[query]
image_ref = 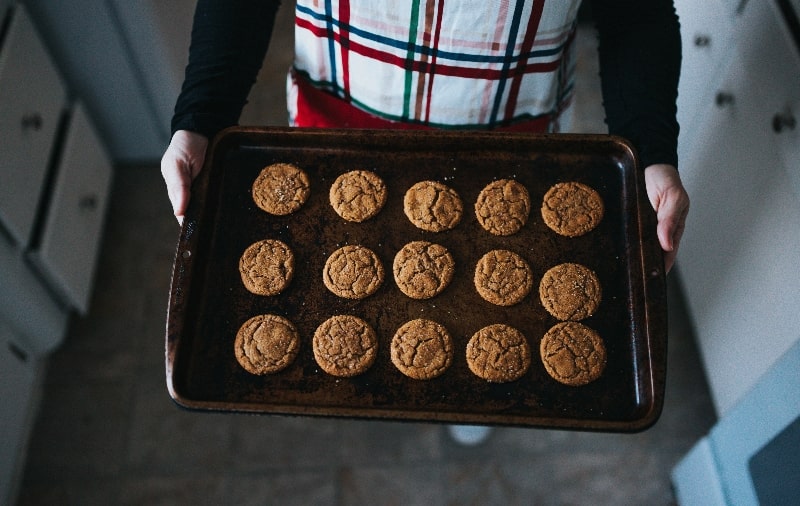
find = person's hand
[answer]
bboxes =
[160,130,209,224]
[644,163,690,273]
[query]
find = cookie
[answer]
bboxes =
[234,314,300,375]
[541,181,604,237]
[313,315,378,377]
[329,170,387,222]
[239,239,295,296]
[403,180,463,232]
[393,241,455,299]
[390,319,453,380]
[466,324,531,383]
[475,179,531,236]
[540,322,606,386]
[252,162,311,216]
[539,263,601,321]
[323,245,384,299]
[473,249,533,306]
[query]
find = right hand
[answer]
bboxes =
[160,130,209,224]
[643,163,690,274]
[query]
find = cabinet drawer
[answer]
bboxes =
[0,318,39,506]
[30,103,112,314]
[0,4,67,247]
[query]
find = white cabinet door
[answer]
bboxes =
[0,5,67,246]
[677,0,800,416]
[30,103,113,314]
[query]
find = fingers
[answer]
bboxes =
[161,157,192,220]
[657,195,688,272]
[644,164,690,273]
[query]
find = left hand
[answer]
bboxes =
[643,164,690,273]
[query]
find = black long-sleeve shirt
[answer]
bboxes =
[172,0,681,169]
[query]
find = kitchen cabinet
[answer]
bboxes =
[0,2,110,344]
[0,4,70,344]
[0,4,112,505]
[672,0,800,503]
[675,0,800,418]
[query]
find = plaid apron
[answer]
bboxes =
[288,0,581,131]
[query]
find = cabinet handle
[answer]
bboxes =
[772,111,796,133]
[8,341,29,363]
[21,113,43,131]
[79,195,98,211]
[715,92,735,107]
[694,34,711,47]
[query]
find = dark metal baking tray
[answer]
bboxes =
[166,127,667,432]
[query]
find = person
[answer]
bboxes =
[161,0,689,445]
[162,0,689,273]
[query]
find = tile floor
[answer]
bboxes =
[16,14,717,506]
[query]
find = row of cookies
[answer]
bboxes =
[537,177,608,386]
[403,177,604,238]
[234,313,603,386]
[239,236,601,322]
[251,162,604,238]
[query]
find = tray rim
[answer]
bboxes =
[165,126,667,433]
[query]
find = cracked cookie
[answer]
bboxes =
[474,249,533,306]
[329,170,387,222]
[539,263,601,321]
[252,162,311,216]
[475,179,530,236]
[313,315,378,377]
[323,245,384,299]
[390,319,453,380]
[239,239,295,296]
[466,324,531,383]
[234,314,300,375]
[540,321,606,386]
[541,181,604,237]
[403,180,463,232]
[393,241,455,300]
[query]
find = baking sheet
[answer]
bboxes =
[165,127,667,431]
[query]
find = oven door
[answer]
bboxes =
[671,341,800,505]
